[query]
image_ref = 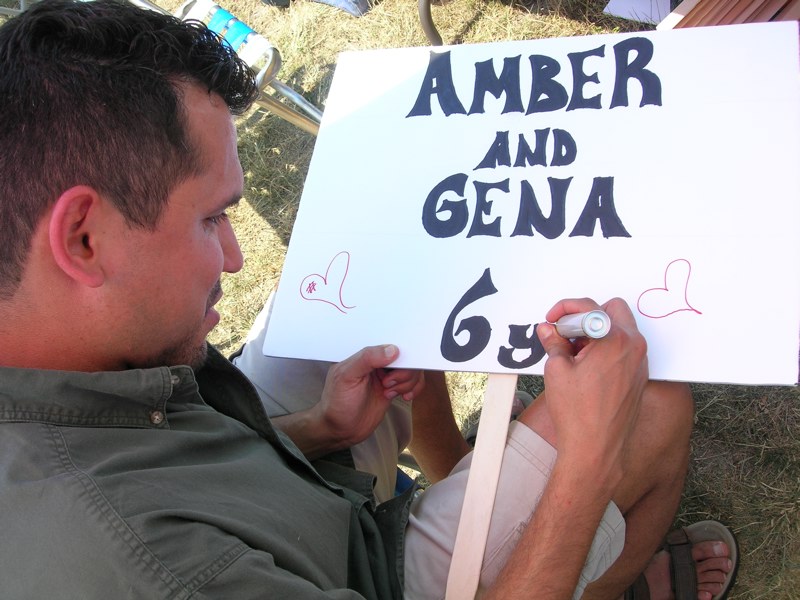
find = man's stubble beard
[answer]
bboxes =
[129,337,209,371]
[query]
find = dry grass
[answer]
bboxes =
[7,0,795,596]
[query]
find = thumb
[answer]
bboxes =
[342,344,399,379]
[537,323,573,361]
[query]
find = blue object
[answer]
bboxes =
[394,467,415,496]
[206,8,234,35]
[224,20,254,52]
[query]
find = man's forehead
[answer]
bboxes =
[180,84,240,168]
[180,82,233,117]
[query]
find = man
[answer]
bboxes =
[0,1,734,598]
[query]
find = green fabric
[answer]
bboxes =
[0,347,407,599]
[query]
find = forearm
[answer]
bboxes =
[483,458,618,600]
[407,371,470,483]
[479,298,646,599]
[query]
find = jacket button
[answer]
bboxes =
[150,410,165,425]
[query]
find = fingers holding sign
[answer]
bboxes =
[271,344,425,460]
[379,366,426,402]
[319,345,425,450]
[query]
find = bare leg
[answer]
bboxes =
[517,380,695,599]
[408,371,471,483]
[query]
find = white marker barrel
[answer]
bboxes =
[555,310,610,339]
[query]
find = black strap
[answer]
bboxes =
[665,528,698,600]
[624,573,650,600]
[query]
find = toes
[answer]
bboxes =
[697,568,727,586]
[697,557,733,581]
[691,540,729,561]
[699,581,724,597]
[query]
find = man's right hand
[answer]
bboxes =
[536,297,649,493]
[483,297,650,600]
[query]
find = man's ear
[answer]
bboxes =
[48,186,108,288]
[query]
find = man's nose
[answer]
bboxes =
[221,223,244,273]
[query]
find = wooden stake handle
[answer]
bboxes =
[444,373,518,600]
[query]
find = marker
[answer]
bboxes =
[553,310,610,339]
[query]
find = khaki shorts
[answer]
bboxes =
[404,421,626,599]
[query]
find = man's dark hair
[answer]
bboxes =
[0,0,259,298]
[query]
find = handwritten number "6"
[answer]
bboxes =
[441,268,547,369]
[440,268,497,362]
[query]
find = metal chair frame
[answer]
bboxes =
[0,0,323,135]
[0,0,31,16]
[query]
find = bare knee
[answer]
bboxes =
[635,382,694,485]
[516,391,557,447]
[518,382,694,456]
[611,382,693,512]
[641,381,694,450]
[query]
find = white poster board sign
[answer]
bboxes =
[264,22,800,385]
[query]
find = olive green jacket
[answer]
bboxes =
[0,347,411,599]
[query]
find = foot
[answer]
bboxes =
[643,540,733,600]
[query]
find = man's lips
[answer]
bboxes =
[207,282,223,314]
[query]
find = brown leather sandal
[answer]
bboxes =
[624,520,739,600]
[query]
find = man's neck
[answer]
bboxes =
[0,300,115,372]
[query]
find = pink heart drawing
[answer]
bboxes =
[637,258,702,319]
[299,251,356,314]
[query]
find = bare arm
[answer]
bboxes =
[407,371,470,483]
[483,461,617,599]
[484,298,648,599]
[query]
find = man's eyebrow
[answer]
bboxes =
[218,196,242,211]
